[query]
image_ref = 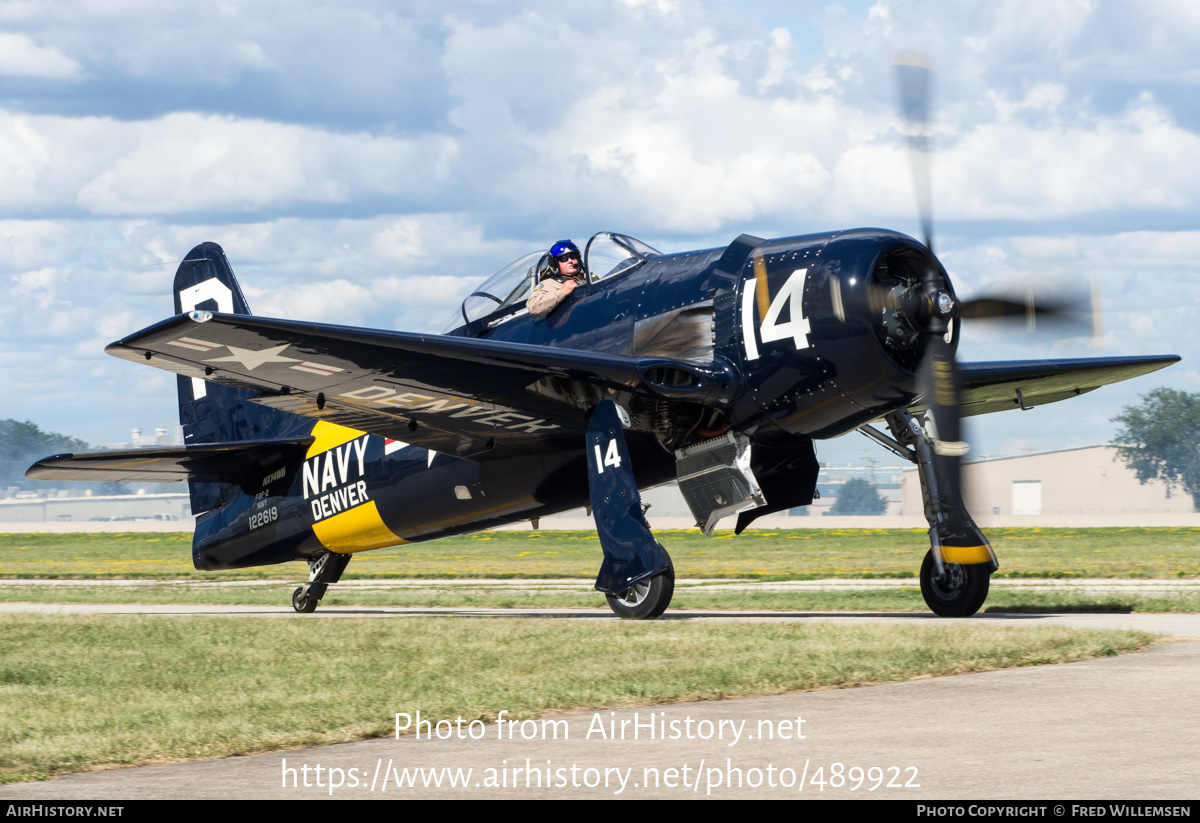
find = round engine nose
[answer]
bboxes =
[867,244,957,373]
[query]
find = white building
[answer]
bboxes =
[902,445,1192,517]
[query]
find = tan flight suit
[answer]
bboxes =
[527,273,586,316]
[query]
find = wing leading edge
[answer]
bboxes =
[105,312,735,462]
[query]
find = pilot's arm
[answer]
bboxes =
[526,278,576,316]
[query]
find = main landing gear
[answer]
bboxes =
[292,550,351,614]
[586,399,675,620]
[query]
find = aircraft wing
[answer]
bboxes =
[26,438,313,483]
[956,355,1180,417]
[105,313,733,461]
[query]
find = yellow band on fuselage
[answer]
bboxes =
[305,421,407,553]
[306,420,366,458]
[313,499,407,553]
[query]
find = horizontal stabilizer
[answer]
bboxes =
[26,438,313,483]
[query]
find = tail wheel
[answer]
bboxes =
[919,550,990,617]
[605,572,674,620]
[292,586,318,614]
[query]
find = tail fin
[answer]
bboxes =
[173,242,253,418]
[171,242,310,513]
[172,241,253,316]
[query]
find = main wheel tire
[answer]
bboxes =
[606,572,674,620]
[645,571,675,619]
[292,586,318,614]
[919,550,990,617]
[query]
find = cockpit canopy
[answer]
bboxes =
[441,232,660,333]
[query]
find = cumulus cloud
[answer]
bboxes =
[928,92,1200,221]
[76,113,459,215]
[0,110,458,217]
[0,33,85,79]
[0,220,74,271]
[3,3,1199,233]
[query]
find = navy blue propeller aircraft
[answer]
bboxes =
[29,59,1178,619]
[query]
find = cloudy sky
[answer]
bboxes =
[2,0,1197,468]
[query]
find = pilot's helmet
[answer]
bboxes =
[549,239,580,269]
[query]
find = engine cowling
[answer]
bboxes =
[720,228,957,444]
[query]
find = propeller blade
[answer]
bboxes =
[918,333,968,461]
[894,51,935,252]
[917,332,985,565]
[835,279,1100,348]
[829,276,846,322]
[916,331,995,570]
[958,280,1101,338]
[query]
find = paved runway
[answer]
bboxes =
[4,599,1200,636]
[1,606,1198,800]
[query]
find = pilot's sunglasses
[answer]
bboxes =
[557,252,581,262]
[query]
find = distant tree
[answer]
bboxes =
[0,419,138,497]
[828,477,887,515]
[0,420,90,491]
[1111,388,1200,511]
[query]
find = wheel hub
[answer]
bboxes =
[931,562,966,599]
[616,580,651,606]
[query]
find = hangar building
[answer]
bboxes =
[901,445,1192,517]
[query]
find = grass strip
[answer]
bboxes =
[3,528,1200,579]
[0,614,1155,782]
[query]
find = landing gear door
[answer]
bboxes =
[674,433,766,535]
[585,399,671,593]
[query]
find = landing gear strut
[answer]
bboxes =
[586,399,675,620]
[868,409,997,617]
[292,551,351,614]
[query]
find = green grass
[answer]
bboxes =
[0,614,1156,782]
[4,528,1200,580]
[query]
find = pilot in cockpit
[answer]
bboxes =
[526,239,587,316]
